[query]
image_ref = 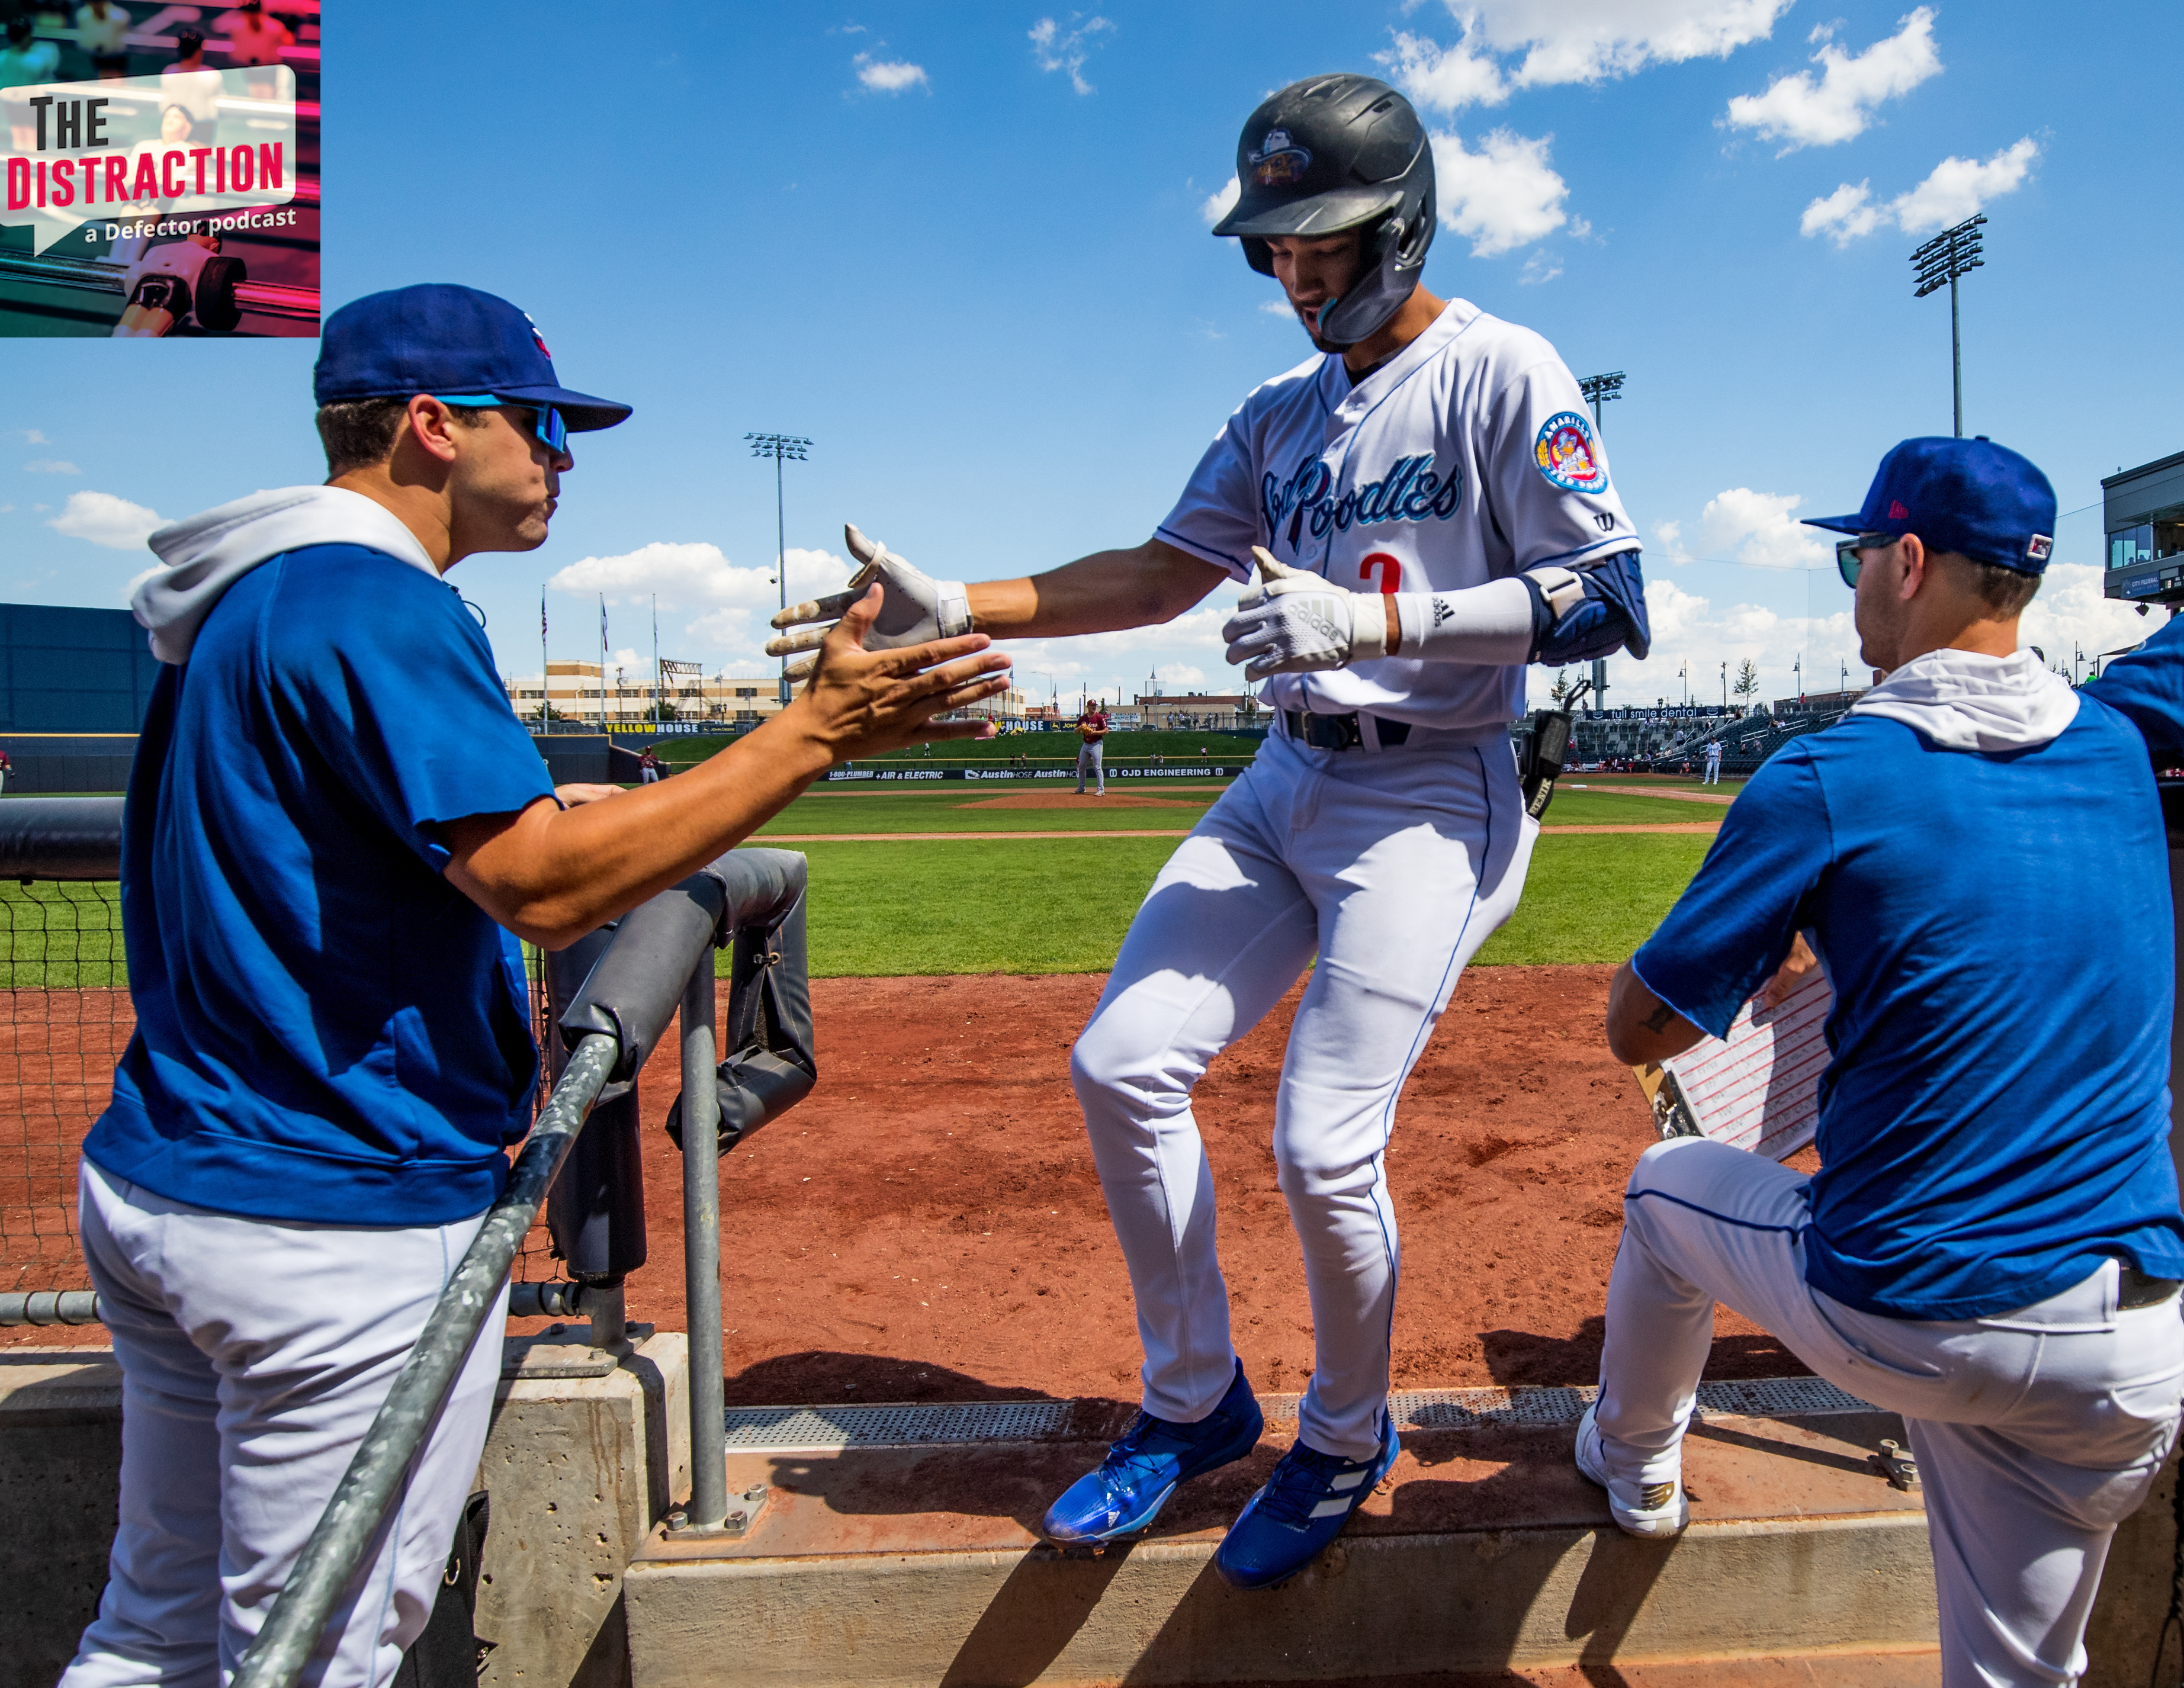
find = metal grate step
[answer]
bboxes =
[717,1375,1872,1452]
[724,1399,1073,1450]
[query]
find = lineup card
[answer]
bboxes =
[1633,966,1833,1162]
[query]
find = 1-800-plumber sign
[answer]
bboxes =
[2,69,297,255]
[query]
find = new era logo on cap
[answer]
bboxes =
[1888,500,1910,520]
[2027,534,2053,562]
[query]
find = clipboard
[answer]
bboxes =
[1631,966,1833,1162]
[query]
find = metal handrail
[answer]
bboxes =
[229,1031,620,1688]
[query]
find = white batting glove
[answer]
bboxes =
[766,523,972,679]
[1220,548,1390,681]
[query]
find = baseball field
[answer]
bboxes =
[0,763,1800,1406]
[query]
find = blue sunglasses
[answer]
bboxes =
[432,395,569,455]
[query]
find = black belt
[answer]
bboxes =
[1283,709,1411,751]
[2120,1262,2180,1309]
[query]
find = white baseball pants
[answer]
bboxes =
[1596,1137,2184,1688]
[1076,741,1104,793]
[1071,724,1536,1459]
[60,1158,510,1688]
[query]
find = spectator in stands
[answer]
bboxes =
[76,0,130,78]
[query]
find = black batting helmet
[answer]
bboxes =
[1212,73,1435,348]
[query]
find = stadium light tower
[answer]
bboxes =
[746,433,812,703]
[1578,370,1624,433]
[1910,215,1986,438]
[1575,372,1625,712]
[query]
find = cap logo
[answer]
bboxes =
[1888,500,1910,520]
[2026,534,2053,562]
[1534,411,1608,494]
[1250,128,1311,187]
[524,311,551,359]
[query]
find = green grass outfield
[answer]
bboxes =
[0,787,1717,985]
[763,831,1714,976]
[751,783,1718,835]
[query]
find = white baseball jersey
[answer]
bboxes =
[1157,298,1638,733]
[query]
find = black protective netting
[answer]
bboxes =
[0,882,128,1295]
[0,891,565,1294]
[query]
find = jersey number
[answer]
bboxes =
[1359,553,1401,594]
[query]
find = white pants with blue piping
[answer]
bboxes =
[1598,1136,2184,1688]
[59,1158,509,1688]
[1070,722,1536,1459]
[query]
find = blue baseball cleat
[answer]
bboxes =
[1042,1361,1264,1545]
[1213,1425,1401,1590]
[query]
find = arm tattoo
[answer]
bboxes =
[1641,1001,1678,1034]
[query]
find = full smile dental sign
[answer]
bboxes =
[2,68,298,256]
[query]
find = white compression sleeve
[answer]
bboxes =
[1392,576,1536,665]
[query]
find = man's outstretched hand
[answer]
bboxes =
[766,523,972,681]
[783,581,1011,758]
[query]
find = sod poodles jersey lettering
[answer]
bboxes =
[1157,298,1637,733]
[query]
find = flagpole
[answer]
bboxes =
[651,594,660,735]
[599,594,608,734]
[539,589,549,735]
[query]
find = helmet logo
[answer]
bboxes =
[1250,128,1312,187]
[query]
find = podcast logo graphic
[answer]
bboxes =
[2,65,311,337]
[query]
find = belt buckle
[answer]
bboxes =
[1309,712,1362,751]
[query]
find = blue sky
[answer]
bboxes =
[1,0,2175,711]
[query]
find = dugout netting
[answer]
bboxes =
[0,878,563,1298]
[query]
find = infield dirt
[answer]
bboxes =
[1,971,1812,1402]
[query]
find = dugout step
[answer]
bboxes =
[624,1395,1944,1686]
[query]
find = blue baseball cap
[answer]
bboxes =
[1801,436,2055,574]
[313,284,631,432]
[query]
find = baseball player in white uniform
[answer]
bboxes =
[1703,737,1722,784]
[767,71,1650,1589]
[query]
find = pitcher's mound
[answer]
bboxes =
[959,793,1203,809]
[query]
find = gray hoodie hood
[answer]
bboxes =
[132,485,440,664]
[1847,646,2079,754]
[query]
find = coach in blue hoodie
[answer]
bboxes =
[59,285,1011,1688]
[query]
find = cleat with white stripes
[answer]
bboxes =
[1041,1361,1264,1545]
[1574,1403,1690,1539]
[1212,1426,1400,1590]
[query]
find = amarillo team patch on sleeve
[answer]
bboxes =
[1534,411,1608,494]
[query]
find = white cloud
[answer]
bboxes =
[49,490,162,550]
[0,504,14,515]
[1518,250,1563,285]
[1430,128,1569,256]
[17,429,48,444]
[1153,663,1207,686]
[1412,0,1793,96]
[1697,487,1832,570]
[853,53,927,93]
[1724,7,1941,151]
[1653,518,1691,564]
[549,541,862,669]
[24,459,79,474]
[1201,175,1239,228]
[1259,298,1296,318]
[1800,180,1882,243]
[1891,137,2040,234]
[2019,565,2167,676]
[1801,136,2038,245]
[1380,31,1508,113]
[1029,14,1114,95]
